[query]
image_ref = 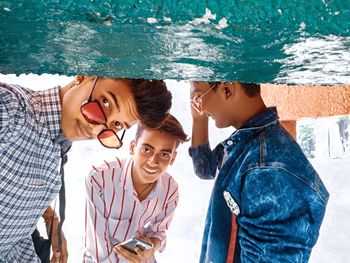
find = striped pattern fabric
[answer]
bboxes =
[225,214,238,263]
[84,157,179,263]
[0,83,69,262]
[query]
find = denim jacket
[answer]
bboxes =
[189,107,329,263]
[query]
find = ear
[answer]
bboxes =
[170,151,177,165]
[223,83,234,100]
[74,75,84,85]
[129,140,136,155]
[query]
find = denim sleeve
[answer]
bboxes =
[188,142,224,180]
[232,168,326,262]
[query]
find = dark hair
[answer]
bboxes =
[208,81,260,97]
[135,114,189,148]
[208,81,221,90]
[239,82,260,97]
[130,79,172,128]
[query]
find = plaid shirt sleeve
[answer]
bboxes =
[0,83,65,262]
[0,86,15,144]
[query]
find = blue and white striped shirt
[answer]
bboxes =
[0,82,71,262]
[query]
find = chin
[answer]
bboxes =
[62,131,75,141]
[74,136,86,141]
[141,172,159,182]
[142,173,157,181]
[215,122,225,129]
[62,123,77,141]
[65,130,84,141]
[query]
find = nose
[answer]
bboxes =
[89,123,106,137]
[147,155,158,166]
[106,120,121,132]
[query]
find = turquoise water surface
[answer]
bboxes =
[0,0,349,84]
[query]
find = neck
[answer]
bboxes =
[134,181,154,202]
[58,82,73,104]
[235,96,267,129]
[131,162,154,201]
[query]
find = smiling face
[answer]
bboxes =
[60,76,138,141]
[130,129,178,185]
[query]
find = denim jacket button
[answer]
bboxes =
[227,140,233,146]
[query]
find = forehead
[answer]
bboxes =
[98,78,139,123]
[190,81,212,91]
[137,129,177,150]
[97,78,131,92]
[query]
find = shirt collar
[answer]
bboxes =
[120,157,135,191]
[221,107,279,150]
[119,157,160,201]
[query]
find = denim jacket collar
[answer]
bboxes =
[221,107,279,151]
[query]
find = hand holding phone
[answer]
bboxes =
[118,237,154,254]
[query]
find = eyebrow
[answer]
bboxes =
[124,122,131,129]
[108,91,119,111]
[107,91,131,129]
[142,143,173,153]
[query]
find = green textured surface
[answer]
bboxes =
[0,0,349,84]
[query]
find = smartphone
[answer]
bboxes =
[118,237,154,254]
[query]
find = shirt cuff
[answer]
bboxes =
[188,142,211,158]
[149,234,167,252]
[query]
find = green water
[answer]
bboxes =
[0,0,349,84]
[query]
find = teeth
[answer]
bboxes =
[143,167,158,174]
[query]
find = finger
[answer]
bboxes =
[61,254,68,263]
[190,89,201,99]
[51,251,61,263]
[191,100,202,114]
[134,246,144,255]
[50,255,60,263]
[115,245,142,260]
[114,245,135,255]
[113,245,126,256]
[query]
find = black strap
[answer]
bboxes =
[57,145,71,252]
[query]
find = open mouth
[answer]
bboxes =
[143,166,159,175]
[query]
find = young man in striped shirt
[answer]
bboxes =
[84,114,188,263]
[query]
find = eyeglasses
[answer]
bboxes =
[191,83,218,114]
[80,77,126,149]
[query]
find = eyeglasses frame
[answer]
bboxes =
[80,76,126,149]
[191,83,218,114]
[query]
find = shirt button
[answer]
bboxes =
[227,140,233,146]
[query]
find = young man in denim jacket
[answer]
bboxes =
[189,81,329,262]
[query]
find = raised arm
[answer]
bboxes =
[190,85,209,147]
[189,85,224,179]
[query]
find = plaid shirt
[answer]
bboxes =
[0,83,71,262]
